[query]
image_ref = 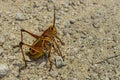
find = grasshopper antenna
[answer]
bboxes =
[53,5,56,27]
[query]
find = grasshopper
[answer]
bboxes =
[19,6,65,71]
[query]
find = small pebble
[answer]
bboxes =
[48,0,56,3]
[0,48,4,55]
[0,35,5,46]
[0,10,2,17]
[33,1,39,8]
[64,21,71,28]
[56,76,61,80]
[69,19,75,24]
[64,8,69,12]
[16,13,25,21]
[1,0,7,2]
[73,48,78,53]
[9,33,16,40]
[46,5,52,11]
[92,19,100,28]
[6,11,12,17]
[70,56,75,61]
[0,64,9,78]
[39,78,43,80]
[55,56,66,68]
[69,77,77,80]
[43,16,47,19]
[49,70,58,78]
[0,27,2,32]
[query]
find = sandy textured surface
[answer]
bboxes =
[0,0,120,80]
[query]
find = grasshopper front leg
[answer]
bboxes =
[55,35,65,45]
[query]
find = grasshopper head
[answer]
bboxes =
[49,5,58,35]
[49,25,57,35]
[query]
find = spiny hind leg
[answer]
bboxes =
[20,29,39,39]
[20,28,44,66]
[19,42,27,67]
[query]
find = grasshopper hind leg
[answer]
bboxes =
[19,42,27,67]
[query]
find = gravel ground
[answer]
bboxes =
[0,0,120,80]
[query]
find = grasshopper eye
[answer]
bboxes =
[50,27,54,31]
[51,27,53,30]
